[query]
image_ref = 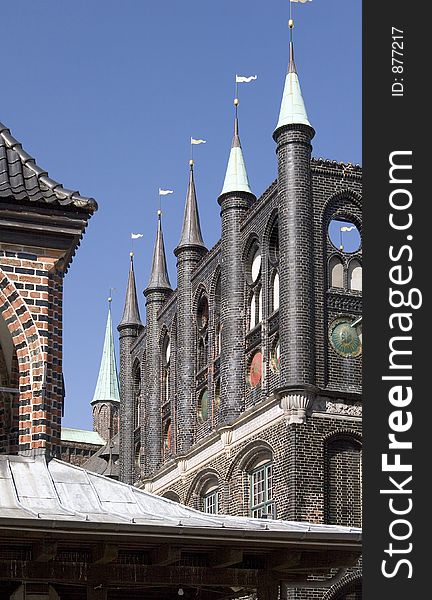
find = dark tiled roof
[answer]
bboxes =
[0,121,97,212]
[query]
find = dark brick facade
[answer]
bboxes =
[118,72,362,600]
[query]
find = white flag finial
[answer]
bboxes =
[236,75,258,84]
[159,188,174,196]
[191,138,206,145]
[131,233,144,239]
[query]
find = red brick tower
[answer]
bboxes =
[0,122,96,457]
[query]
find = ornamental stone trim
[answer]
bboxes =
[279,391,315,425]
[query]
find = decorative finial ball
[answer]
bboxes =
[108,297,112,303]
[157,209,162,217]
[189,159,194,167]
[288,18,294,29]
[234,98,239,107]
[130,251,134,258]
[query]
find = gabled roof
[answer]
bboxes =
[61,428,105,446]
[0,121,97,212]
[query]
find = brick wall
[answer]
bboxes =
[0,246,64,456]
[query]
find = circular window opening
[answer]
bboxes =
[249,351,263,388]
[197,295,209,331]
[328,219,361,253]
[198,388,209,422]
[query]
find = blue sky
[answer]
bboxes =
[1,0,361,430]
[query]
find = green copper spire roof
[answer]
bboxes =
[176,161,206,251]
[92,302,120,404]
[145,211,172,293]
[220,103,252,197]
[275,42,311,132]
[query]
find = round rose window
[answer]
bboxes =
[249,352,263,388]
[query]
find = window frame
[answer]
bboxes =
[250,461,275,519]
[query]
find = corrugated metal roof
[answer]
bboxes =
[61,428,105,446]
[0,455,362,541]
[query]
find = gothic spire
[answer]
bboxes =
[118,253,142,328]
[220,99,252,197]
[274,40,312,134]
[176,161,206,251]
[92,300,120,404]
[145,211,172,293]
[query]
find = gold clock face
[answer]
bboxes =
[329,318,362,358]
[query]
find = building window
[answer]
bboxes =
[270,338,280,373]
[329,256,344,288]
[328,219,361,253]
[214,378,221,410]
[325,436,362,527]
[202,485,219,514]
[272,271,279,312]
[247,243,263,331]
[250,461,275,518]
[162,335,171,404]
[163,419,172,456]
[348,260,362,291]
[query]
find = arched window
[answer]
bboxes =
[246,242,263,330]
[162,335,170,404]
[250,457,275,518]
[0,316,19,455]
[133,363,141,429]
[135,443,141,470]
[163,419,172,457]
[198,339,206,372]
[162,491,181,503]
[249,293,257,330]
[348,260,362,291]
[202,477,219,514]
[329,256,344,289]
[325,435,362,527]
[271,271,279,312]
[215,323,221,356]
[196,293,209,372]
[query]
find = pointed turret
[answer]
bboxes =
[220,100,252,197]
[145,211,171,293]
[174,161,208,454]
[118,253,142,328]
[92,301,120,404]
[217,99,256,426]
[273,24,316,425]
[118,254,144,485]
[176,161,206,251]
[274,41,312,134]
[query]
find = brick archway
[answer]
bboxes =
[0,269,45,453]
